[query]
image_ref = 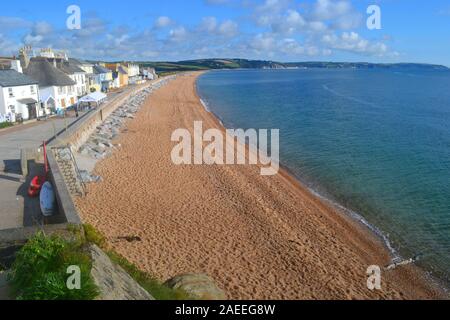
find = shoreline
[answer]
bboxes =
[195,72,449,295]
[197,71,450,296]
[75,72,447,299]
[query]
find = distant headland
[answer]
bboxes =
[135,59,449,74]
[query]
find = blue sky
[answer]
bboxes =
[0,0,449,65]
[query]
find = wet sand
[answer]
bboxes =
[75,72,446,300]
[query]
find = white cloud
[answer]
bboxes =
[0,0,398,62]
[322,31,389,56]
[313,0,352,20]
[218,20,238,37]
[251,33,276,52]
[33,21,53,35]
[169,26,188,42]
[154,16,172,28]
[199,16,218,33]
[0,33,20,56]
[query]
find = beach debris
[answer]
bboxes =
[385,255,421,271]
[116,236,142,243]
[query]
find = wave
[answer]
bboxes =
[200,98,211,113]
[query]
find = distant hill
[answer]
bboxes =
[139,59,449,74]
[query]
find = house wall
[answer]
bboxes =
[105,72,113,82]
[112,77,120,89]
[126,64,140,78]
[80,64,94,74]
[0,86,5,115]
[119,73,129,87]
[70,73,87,97]
[0,84,39,120]
[41,85,78,111]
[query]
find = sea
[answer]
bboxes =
[197,68,450,288]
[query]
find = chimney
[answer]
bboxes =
[19,47,30,69]
[11,60,23,73]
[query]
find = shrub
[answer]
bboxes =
[9,232,99,300]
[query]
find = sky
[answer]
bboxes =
[0,0,449,65]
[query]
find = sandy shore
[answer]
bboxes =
[75,72,446,300]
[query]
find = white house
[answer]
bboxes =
[124,62,141,84]
[141,67,158,80]
[52,58,87,97]
[24,57,77,114]
[0,62,40,122]
[69,58,97,93]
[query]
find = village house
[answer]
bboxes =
[123,62,141,84]
[23,57,77,114]
[141,67,158,80]
[0,61,40,122]
[36,49,88,98]
[93,65,113,92]
[44,60,86,98]
[105,63,129,88]
[69,58,101,93]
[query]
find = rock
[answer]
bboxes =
[77,78,177,162]
[79,170,102,183]
[89,245,154,300]
[165,274,227,300]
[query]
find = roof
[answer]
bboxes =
[0,69,38,87]
[93,65,111,74]
[24,58,76,87]
[17,98,38,104]
[69,58,93,67]
[78,92,107,103]
[118,66,127,74]
[58,61,85,74]
[0,58,12,70]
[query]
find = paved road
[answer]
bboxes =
[0,114,86,173]
[0,86,137,231]
[0,113,89,230]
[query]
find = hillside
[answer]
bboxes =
[139,59,449,74]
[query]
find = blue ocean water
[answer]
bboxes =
[197,68,450,286]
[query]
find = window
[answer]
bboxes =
[58,87,63,95]
[8,88,14,98]
[30,86,35,94]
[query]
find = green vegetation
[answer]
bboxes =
[139,59,449,74]
[0,122,13,129]
[83,224,191,300]
[8,232,99,300]
[7,226,189,300]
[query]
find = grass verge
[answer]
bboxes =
[0,122,13,130]
[83,224,190,300]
